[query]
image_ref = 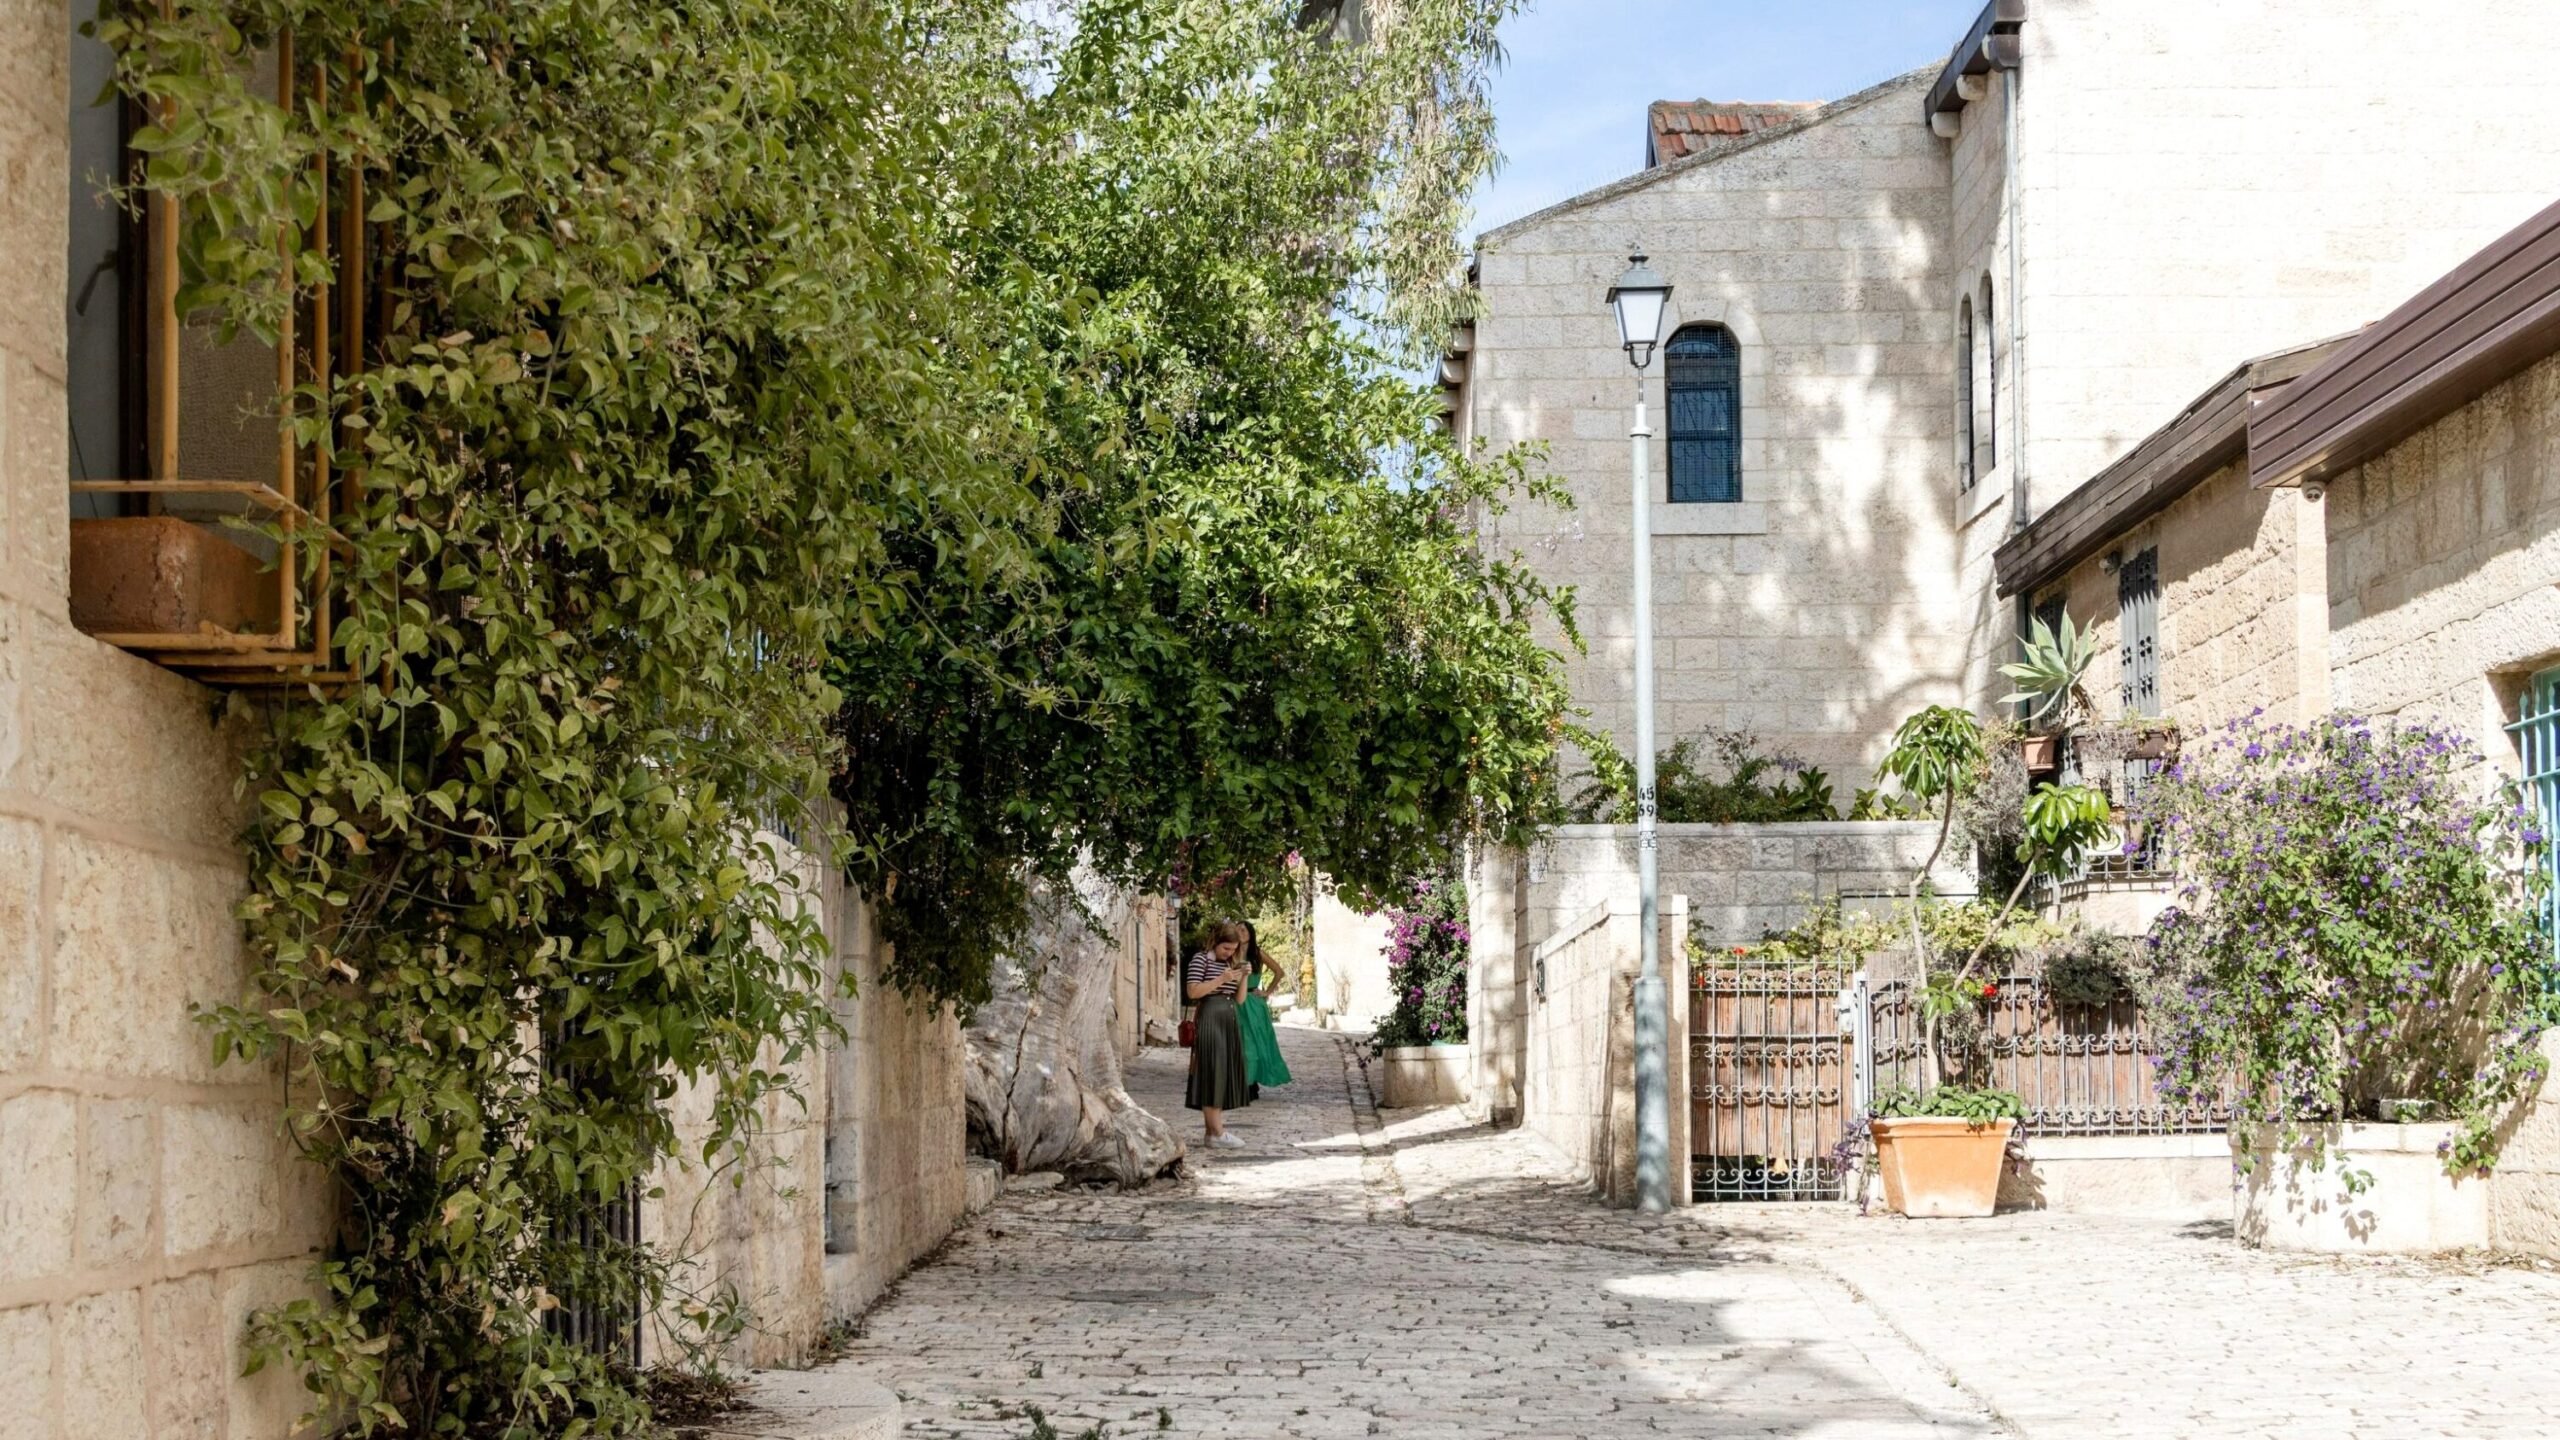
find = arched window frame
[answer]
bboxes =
[1977,275,1998,474]
[1956,295,1976,493]
[1664,323,1741,504]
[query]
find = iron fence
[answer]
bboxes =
[1860,974,2227,1137]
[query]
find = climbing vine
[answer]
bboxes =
[112,0,1559,1431]
[107,0,1032,1431]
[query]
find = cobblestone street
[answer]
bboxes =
[826,1025,2560,1438]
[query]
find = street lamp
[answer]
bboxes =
[1606,251,1675,1214]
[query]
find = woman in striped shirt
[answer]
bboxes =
[1184,922,1253,1147]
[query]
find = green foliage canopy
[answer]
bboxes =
[829,0,1571,1006]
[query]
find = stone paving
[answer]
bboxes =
[824,1024,2560,1439]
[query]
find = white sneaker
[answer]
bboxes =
[1209,1133,1247,1149]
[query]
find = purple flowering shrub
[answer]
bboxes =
[2137,713,2552,1173]
[1371,873,1469,1051]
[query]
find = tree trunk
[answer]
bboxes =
[963,871,1184,1186]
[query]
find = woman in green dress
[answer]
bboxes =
[1238,922,1293,1094]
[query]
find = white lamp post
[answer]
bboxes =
[1606,252,1675,1214]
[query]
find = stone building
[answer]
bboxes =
[1455,0,2560,1208]
[1452,0,2560,792]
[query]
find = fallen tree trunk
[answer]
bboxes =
[963,871,1183,1185]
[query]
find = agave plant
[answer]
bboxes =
[1999,612,2101,725]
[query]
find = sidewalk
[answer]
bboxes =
[826,1023,1992,1437]
[818,1024,2560,1438]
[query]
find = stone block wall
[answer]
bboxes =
[818,881,967,1330]
[1310,884,1393,1031]
[2489,1035,2560,1260]
[2323,348,2560,738]
[1516,896,1688,1207]
[1467,68,1965,793]
[0,7,333,1432]
[2027,459,2326,730]
[1523,821,1970,951]
[2006,0,2560,518]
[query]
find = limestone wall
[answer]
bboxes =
[0,10,333,1432]
[1104,894,1177,1059]
[2322,349,2560,737]
[818,881,968,1329]
[1523,821,1969,952]
[2002,0,2560,519]
[2490,1036,2560,1260]
[1468,69,1964,793]
[2026,460,2326,730]
[1310,885,1394,1031]
[1517,896,1688,1207]
[1945,65,2023,722]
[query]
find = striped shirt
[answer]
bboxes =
[1185,950,1240,1000]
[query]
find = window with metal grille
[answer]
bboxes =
[2117,548,2160,717]
[1665,324,1740,503]
[2506,667,2560,955]
[2032,593,2065,643]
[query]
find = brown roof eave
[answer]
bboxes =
[2249,195,2560,490]
[1924,0,2024,120]
[1993,336,2350,599]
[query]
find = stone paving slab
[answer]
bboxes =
[823,1024,2560,1438]
[826,1025,1993,1438]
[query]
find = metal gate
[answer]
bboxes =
[542,1026,643,1367]
[1689,959,1856,1201]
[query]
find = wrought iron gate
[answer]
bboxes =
[542,1027,643,1367]
[1689,959,1856,1201]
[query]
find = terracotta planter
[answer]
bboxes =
[2127,731,2180,761]
[1870,1116,2014,1218]
[2019,734,2060,773]
[70,515,278,639]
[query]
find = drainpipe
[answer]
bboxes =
[2002,62,2028,534]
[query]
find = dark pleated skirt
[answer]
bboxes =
[1186,995,1250,1112]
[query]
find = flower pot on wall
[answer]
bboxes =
[69,515,279,639]
[2019,735,2060,773]
[1870,1117,2014,1218]
[2127,730,2179,761]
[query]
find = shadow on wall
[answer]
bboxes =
[1476,70,1981,797]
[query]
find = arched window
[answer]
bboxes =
[1976,276,1998,473]
[1956,295,1976,492]
[1666,324,1741,503]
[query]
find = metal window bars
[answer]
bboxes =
[2505,667,2560,967]
[540,1023,644,1368]
[71,31,365,687]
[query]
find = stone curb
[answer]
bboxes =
[697,1369,899,1439]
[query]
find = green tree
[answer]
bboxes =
[830,0,1570,1005]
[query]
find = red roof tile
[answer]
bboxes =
[1646,100,1823,166]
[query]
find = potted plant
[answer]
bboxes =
[1860,708,2116,1217]
[1866,1083,2025,1218]
[1999,612,2099,772]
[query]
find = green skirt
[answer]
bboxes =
[1186,995,1250,1112]
[1239,992,1293,1089]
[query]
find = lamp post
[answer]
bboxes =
[1606,252,1674,1214]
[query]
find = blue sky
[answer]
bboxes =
[1470,0,1982,242]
